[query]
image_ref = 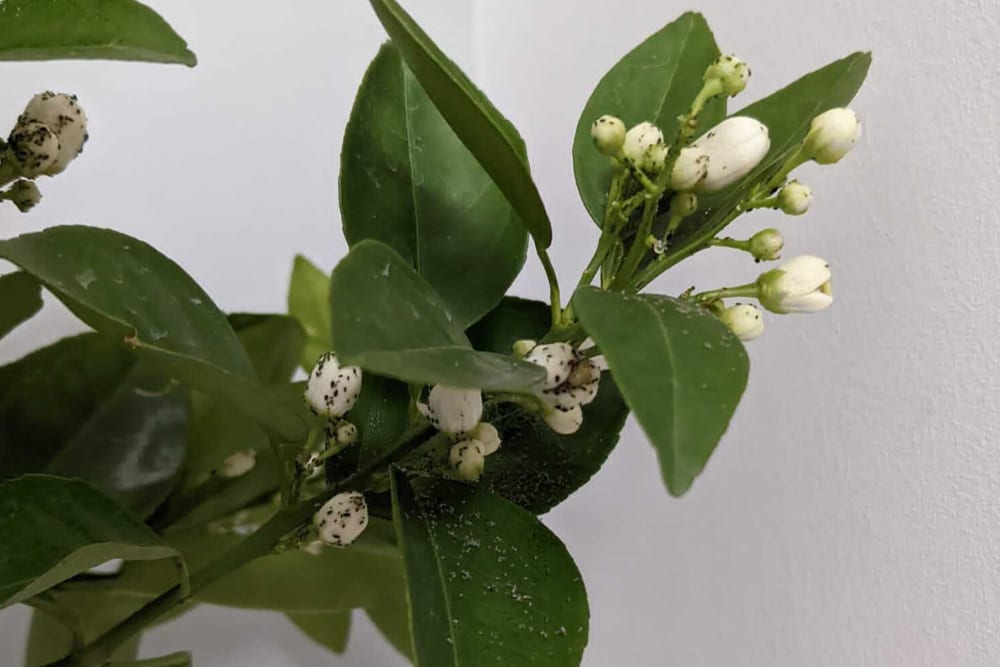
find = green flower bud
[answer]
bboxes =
[749,228,784,261]
[704,54,750,97]
[777,181,813,215]
[669,191,699,217]
[7,179,41,212]
[512,339,536,358]
[719,303,764,341]
[590,115,626,156]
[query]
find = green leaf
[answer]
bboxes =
[573,12,724,223]
[0,272,43,340]
[0,333,189,518]
[288,255,332,371]
[287,611,352,655]
[365,595,414,662]
[354,374,411,468]
[341,42,527,327]
[0,0,196,65]
[468,298,630,513]
[0,475,183,609]
[367,0,551,247]
[227,314,306,385]
[573,287,749,496]
[26,610,141,667]
[109,653,191,667]
[390,470,589,666]
[0,226,308,442]
[330,240,544,391]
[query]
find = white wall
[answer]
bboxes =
[3,1,1000,665]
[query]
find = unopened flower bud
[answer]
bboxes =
[719,303,764,341]
[691,117,770,193]
[543,405,583,435]
[469,422,501,455]
[749,228,784,261]
[512,339,536,358]
[304,352,363,418]
[804,108,860,164]
[590,115,626,157]
[524,342,576,390]
[777,181,812,215]
[7,121,60,178]
[449,439,486,481]
[314,491,368,547]
[6,179,41,212]
[670,191,699,217]
[623,121,666,172]
[19,92,88,175]
[757,255,833,314]
[669,147,709,191]
[219,449,257,478]
[332,420,358,446]
[417,385,483,435]
[704,54,750,97]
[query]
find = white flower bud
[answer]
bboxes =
[219,448,257,478]
[314,491,369,547]
[7,121,60,178]
[804,108,860,164]
[6,179,41,212]
[469,422,501,455]
[669,147,709,191]
[333,420,358,446]
[449,439,486,481]
[757,255,833,314]
[512,339,536,358]
[623,121,666,172]
[669,191,699,217]
[304,352,363,419]
[705,54,750,96]
[302,540,325,556]
[691,117,770,193]
[590,115,626,156]
[19,92,88,175]
[719,303,764,341]
[524,343,576,390]
[543,405,583,435]
[417,385,483,435]
[749,228,784,261]
[778,181,812,215]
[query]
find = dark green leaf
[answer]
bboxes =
[573,287,749,496]
[390,471,589,666]
[287,611,351,655]
[365,593,414,662]
[573,12,724,223]
[227,314,306,385]
[26,610,141,667]
[353,374,411,468]
[0,333,189,518]
[0,226,308,442]
[330,240,544,391]
[287,255,332,371]
[0,272,43,340]
[468,298,629,513]
[341,43,527,327]
[0,0,196,65]
[0,475,183,609]
[367,0,551,247]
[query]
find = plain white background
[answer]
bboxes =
[2,1,999,665]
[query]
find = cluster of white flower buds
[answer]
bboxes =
[302,351,364,472]
[417,385,502,482]
[513,341,604,436]
[1,92,89,214]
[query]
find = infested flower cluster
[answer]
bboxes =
[520,342,603,435]
[417,385,502,482]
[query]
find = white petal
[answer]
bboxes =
[427,385,483,435]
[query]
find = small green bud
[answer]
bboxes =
[777,181,813,215]
[590,115,626,156]
[670,191,699,217]
[719,303,764,341]
[512,339,536,358]
[749,228,784,261]
[7,179,41,212]
[704,54,750,97]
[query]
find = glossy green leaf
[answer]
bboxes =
[0,475,184,609]
[468,298,630,513]
[341,43,527,327]
[227,314,306,385]
[0,272,43,340]
[287,611,351,655]
[573,12,724,223]
[0,0,195,65]
[671,52,872,246]
[573,287,749,496]
[0,333,189,518]
[288,255,332,371]
[0,226,308,442]
[390,471,589,666]
[365,593,414,662]
[367,0,551,247]
[353,374,411,468]
[330,240,544,391]
[26,610,141,667]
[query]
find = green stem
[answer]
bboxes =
[107,651,192,667]
[692,282,760,303]
[59,426,435,667]
[611,197,658,290]
[0,156,18,189]
[708,237,752,252]
[536,245,563,329]
[26,593,85,652]
[622,158,661,195]
[764,143,809,193]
